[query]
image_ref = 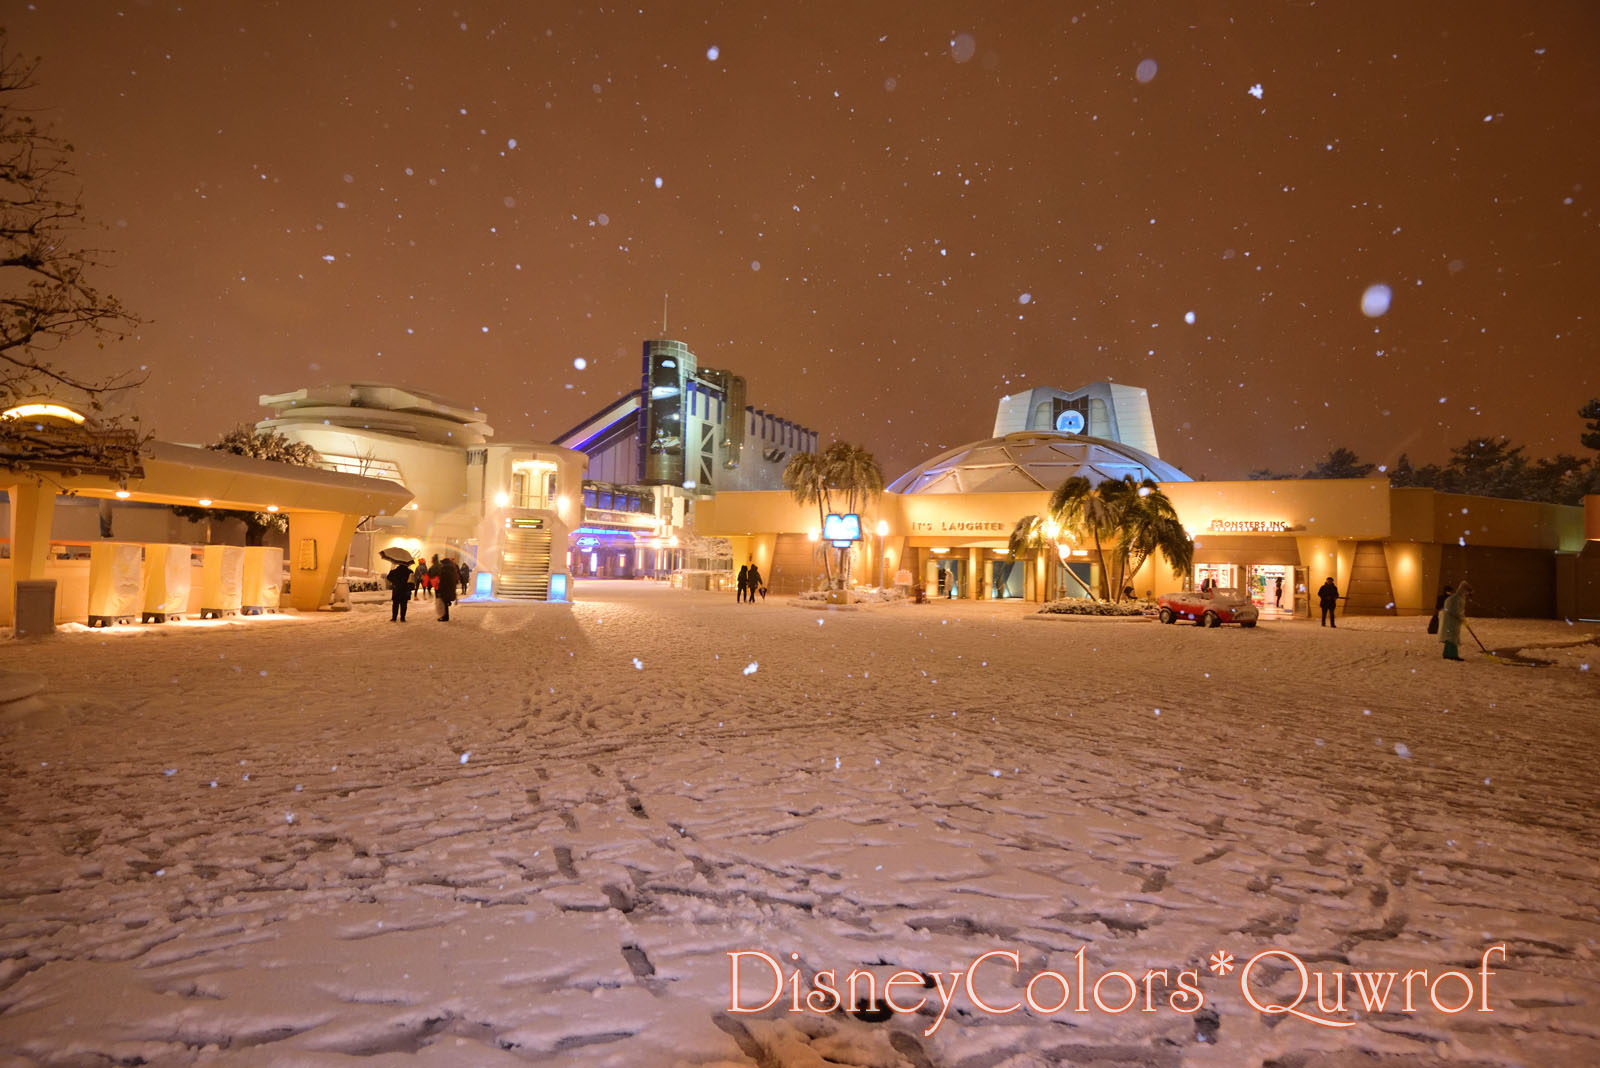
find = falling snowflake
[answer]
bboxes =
[632,658,644,670]
[1394,742,1412,759]
[573,357,587,370]
[1247,83,1263,99]
[743,662,758,675]
[1361,283,1392,317]
[1135,58,1158,83]
[460,752,471,764]
[706,45,720,61]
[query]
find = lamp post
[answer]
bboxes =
[875,519,889,589]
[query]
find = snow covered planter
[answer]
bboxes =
[1035,599,1153,618]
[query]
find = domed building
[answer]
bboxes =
[886,430,1189,495]
[658,379,1592,620]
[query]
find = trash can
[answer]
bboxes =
[14,579,57,638]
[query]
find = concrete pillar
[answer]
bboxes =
[286,510,360,611]
[7,481,56,583]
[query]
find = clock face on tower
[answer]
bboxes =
[1054,409,1086,435]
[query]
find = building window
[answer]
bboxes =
[318,454,404,482]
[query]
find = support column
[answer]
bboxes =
[286,510,360,611]
[5,480,58,628]
[7,480,56,582]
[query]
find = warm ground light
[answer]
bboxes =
[1,583,1597,1066]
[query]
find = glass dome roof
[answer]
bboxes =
[887,431,1190,495]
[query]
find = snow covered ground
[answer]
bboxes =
[1,581,1597,1067]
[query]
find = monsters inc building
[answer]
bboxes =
[693,382,1594,620]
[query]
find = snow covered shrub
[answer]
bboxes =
[1037,599,1152,617]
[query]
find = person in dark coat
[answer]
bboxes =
[458,561,472,596]
[746,563,763,603]
[435,556,459,622]
[387,561,413,622]
[1273,575,1284,608]
[1317,577,1339,627]
[736,563,750,603]
[1427,584,1454,635]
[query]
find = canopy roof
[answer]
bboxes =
[3,440,412,516]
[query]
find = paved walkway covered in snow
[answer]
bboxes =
[1,582,1597,1066]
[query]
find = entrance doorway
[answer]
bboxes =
[1247,564,1293,615]
[991,559,1025,599]
[932,559,962,599]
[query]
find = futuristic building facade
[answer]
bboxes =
[258,383,586,601]
[552,339,818,579]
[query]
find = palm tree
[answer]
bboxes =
[1108,478,1193,598]
[823,442,884,586]
[1046,476,1119,599]
[783,443,885,590]
[783,450,834,587]
[1008,514,1094,601]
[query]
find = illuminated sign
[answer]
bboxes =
[910,520,1007,534]
[1207,519,1290,533]
[823,513,862,546]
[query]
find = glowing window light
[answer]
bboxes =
[2,401,85,424]
[197,498,213,507]
[114,489,131,499]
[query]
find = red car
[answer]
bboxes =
[1157,588,1260,627]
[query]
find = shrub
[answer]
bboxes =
[1037,599,1152,617]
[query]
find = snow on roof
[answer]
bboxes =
[887,430,1191,494]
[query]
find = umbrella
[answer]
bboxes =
[379,546,414,564]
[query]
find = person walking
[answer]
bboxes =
[458,560,472,596]
[436,555,459,622]
[1317,576,1339,627]
[1273,575,1284,608]
[1438,580,1472,660]
[1427,584,1454,635]
[736,562,750,603]
[746,563,763,604]
[387,560,413,622]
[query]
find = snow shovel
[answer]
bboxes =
[1464,622,1548,667]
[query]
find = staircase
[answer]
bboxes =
[499,526,553,600]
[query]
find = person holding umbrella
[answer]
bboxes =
[381,546,415,622]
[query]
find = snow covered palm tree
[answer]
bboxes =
[823,442,884,586]
[1046,476,1119,599]
[782,443,884,590]
[782,450,834,588]
[1107,478,1193,599]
